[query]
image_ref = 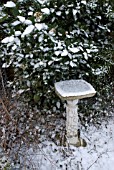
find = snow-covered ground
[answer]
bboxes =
[24,116,114,170]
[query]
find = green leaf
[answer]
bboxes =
[0,15,8,23]
[11,7,19,17]
[33,94,40,103]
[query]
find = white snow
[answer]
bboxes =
[54,51,61,56]
[52,57,61,62]
[14,37,21,46]
[24,19,32,25]
[4,1,16,8]
[1,37,9,43]
[54,79,96,99]
[56,11,62,16]
[15,31,21,36]
[86,49,91,53]
[57,41,63,49]
[25,117,114,170]
[41,8,50,15]
[81,0,87,5]
[28,11,33,16]
[73,9,78,16]
[35,23,48,31]
[83,52,88,60]
[2,63,8,68]
[12,44,17,50]
[50,8,55,13]
[17,16,32,25]
[34,63,40,68]
[17,16,25,23]
[8,36,14,42]
[2,36,16,44]
[70,61,77,67]
[36,0,47,4]
[56,102,60,109]
[17,89,25,94]
[21,25,34,37]
[61,49,68,56]
[96,16,101,20]
[48,61,54,65]
[98,25,106,30]
[38,35,44,42]
[2,60,12,68]
[11,20,21,26]
[49,28,56,35]
[68,47,80,53]
[91,48,99,52]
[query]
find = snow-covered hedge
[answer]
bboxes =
[0,0,113,115]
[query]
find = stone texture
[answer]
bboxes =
[54,79,96,100]
[66,99,79,144]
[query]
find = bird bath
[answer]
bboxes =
[54,79,96,147]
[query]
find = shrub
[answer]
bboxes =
[0,0,113,116]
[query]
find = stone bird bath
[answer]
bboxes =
[54,79,96,147]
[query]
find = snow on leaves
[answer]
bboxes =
[21,25,35,37]
[15,31,21,37]
[4,1,16,8]
[83,52,88,60]
[56,11,62,16]
[73,9,78,16]
[1,36,20,47]
[41,8,50,15]
[1,0,112,101]
[36,0,47,5]
[2,37,10,43]
[54,51,61,56]
[17,16,32,25]
[81,0,86,5]
[70,61,77,67]
[12,44,17,50]
[61,49,68,56]
[17,16,25,23]
[11,20,21,26]
[68,47,80,53]
[35,23,48,31]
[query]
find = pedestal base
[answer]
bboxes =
[66,137,87,147]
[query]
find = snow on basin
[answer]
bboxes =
[55,79,96,100]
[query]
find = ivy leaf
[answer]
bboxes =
[0,15,8,23]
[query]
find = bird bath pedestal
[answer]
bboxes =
[54,79,96,147]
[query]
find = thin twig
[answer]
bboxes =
[87,152,104,170]
[0,69,7,97]
[0,98,11,119]
[37,145,59,169]
[87,149,114,170]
